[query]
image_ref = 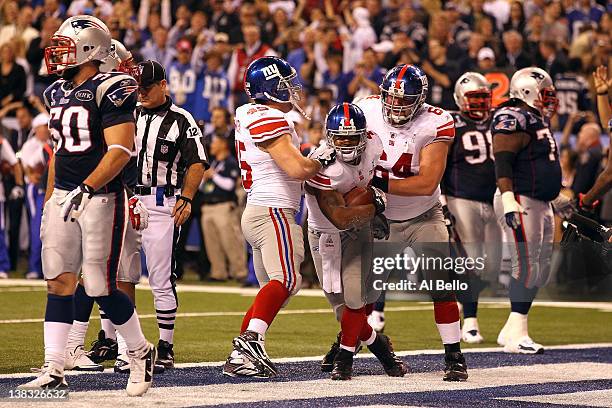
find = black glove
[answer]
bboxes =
[371,186,387,215]
[442,205,455,227]
[372,214,390,240]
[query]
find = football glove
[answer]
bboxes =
[309,144,336,168]
[9,185,24,200]
[372,213,390,240]
[501,191,526,230]
[370,186,387,215]
[60,183,95,222]
[551,193,575,219]
[128,195,149,231]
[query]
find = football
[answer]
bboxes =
[343,186,373,206]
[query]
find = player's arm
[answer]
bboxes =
[581,146,612,207]
[83,123,134,190]
[258,134,323,180]
[44,155,55,204]
[375,142,450,196]
[306,184,376,230]
[593,65,611,130]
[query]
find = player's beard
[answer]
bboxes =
[61,66,80,81]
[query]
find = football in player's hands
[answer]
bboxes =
[344,186,373,206]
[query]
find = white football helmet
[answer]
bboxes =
[509,67,558,118]
[453,72,492,121]
[100,39,139,80]
[45,15,111,75]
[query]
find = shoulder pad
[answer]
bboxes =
[95,73,138,107]
[492,107,527,133]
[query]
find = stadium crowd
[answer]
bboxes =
[0,0,610,283]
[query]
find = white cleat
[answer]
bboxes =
[461,318,484,344]
[368,311,385,332]
[18,363,68,389]
[126,343,156,397]
[65,346,104,371]
[503,336,544,354]
[0,271,8,279]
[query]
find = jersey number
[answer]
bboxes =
[49,106,92,153]
[556,91,578,115]
[536,128,557,161]
[235,141,253,189]
[461,131,493,165]
[377,150,414,179]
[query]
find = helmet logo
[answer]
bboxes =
[71,19,106,34]
[390,80,405,97]
[338,118,357,132]
[530,71,545,81]
[262,64,281,80]
[460,77,471,84]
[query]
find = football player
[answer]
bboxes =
[305,103,406,380]
[492,67,573,354]
[18,16,155,395]
[222,56,336,378]
[442,72,501,344]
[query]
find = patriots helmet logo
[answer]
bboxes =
[71,18,107,34]
[106,85,137,107]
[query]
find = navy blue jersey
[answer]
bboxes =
[443,111,496,203]
[44,72,138,193]
[193,68,230,123]
[168,62,199,118]
[491,106,561,202]
[122,156,138,189]
[554,73,590,129]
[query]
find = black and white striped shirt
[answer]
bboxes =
[135,97,208,188]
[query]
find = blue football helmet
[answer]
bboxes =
[244,56,302,105]
[379,64,428,127]
[325,103,367,163]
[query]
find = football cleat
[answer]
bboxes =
[156,340,174,369]
[126,343,156,397]
[503,336,544,354]
[331,348,353,381]
[443,352,468,382]
[321,332,341,373]
[462,318,484,344]
[233,331,278,377]
[114,353,165,374]
[65,346,104,371]
[87,330,118,363]
[367,334,407,377]
[0,271,8,279]
[18,363,68,389]
[222,348,269,378]
[367,311,385,332]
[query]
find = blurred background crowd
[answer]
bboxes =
[0,0,610,285]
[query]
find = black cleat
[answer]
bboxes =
[443,352,468,382]
[156,340,175,369]
[87,330,118,363]
[367,334,407,377]
[331,348,353,380]
[321,332,341,373]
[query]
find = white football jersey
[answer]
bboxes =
[355,95,455,220]
[305,133,384,233]
[234,103,303,210]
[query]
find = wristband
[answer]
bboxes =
[178,195,192,204]
[597,91,608,95]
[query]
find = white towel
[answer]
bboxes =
[319,232,342,294]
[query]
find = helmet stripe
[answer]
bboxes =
[343,102,350,126]
[394,64,410,89]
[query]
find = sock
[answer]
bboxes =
[365,303,374,315]
[340,306,366,352]
[444,342,461,354]
[434,301,461,345]
[247,280,289,331]
[462,302,478,318]
[95,290,146,354]
[99,308,116,340]
[156,308,177,344]
[65,284,94,351]
[117,331,128,356]
[44,294,74,369]
[510,278,538,314]
[359,322,377,345]
[241,304,254,333]
[246,318,269,336]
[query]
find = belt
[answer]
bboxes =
[134,185,179,197]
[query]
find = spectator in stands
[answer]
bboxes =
[444,2,471,49]
[475,15,502,58]
[67,0,113,18]
[266,7,294,56]
[566,0,606,40]
[0,6,39,49]
[537,40,567,80]
[227,24,276,108]
[210,32,232,69]
[205,107,235,156]
[209,0,240,43]
[499,30,532,71]
[380,5,427,52]
[542,1,570,48]
[476,47,497,73]
[347,48,384,101]
[288,27,317,87]
[554,58,591,130]
[365,0,386,39]
[525,12,544,53]
[0,0,18,28]
[305,87,335,125]
[503,1,526,34]
[26,17,60,98]
[464,0,497,32]
[141,26,175,68]
[320,55,349,103]
[524,0,547,20]
[137,0,171,31]
[422,39,461,110]
[168,39,199,112]
[0,44,26,110]
[33,0,65,30]
[466,32,486,70]
[200,134,246,283]
[340,6,377,73]
[198,51,230,123]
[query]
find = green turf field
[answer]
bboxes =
[1,284,611,374]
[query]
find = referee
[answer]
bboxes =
[135,60,208,368]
